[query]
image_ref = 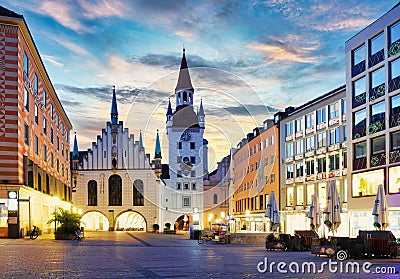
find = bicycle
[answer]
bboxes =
[29,225,39,239]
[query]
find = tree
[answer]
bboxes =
[47,207,81,234]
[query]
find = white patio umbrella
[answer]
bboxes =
[372,184,388,230]
[265,191,280,232]
[324,180,341,234]
[307,194,321,231]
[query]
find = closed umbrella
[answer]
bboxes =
[265,191,280,232]
[324,180,341,234]
[372,184,388,230]
[307,194,321,231]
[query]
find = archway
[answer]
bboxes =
[175,214,191,231]
[115,211,147,231]
[81,211,110,231]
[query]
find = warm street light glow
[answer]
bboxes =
[72,207,77,214]
[220,212,225,219]
[78,209,83,215]
[245,210,250,216]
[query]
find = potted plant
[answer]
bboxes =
[358,178,367,196]
[47,208,81,240]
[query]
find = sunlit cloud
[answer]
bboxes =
[53,37,90,56]
[42,55,64,67]
[78,0,128,19]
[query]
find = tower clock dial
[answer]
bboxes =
[180,131,191,141]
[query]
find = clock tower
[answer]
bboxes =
[164,48,206,229]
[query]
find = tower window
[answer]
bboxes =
[190,156,195,164]
[190,142,195,149]
[104,151,106,158]
[184,183,189,190]
[178,142,182,149]
[192,183,196,190]
[177,183,181,190]
[183,91,188,102]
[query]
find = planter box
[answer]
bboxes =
[55,233,75,240]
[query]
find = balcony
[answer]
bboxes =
[388,76,400,93]
[370,152,386,167]
[353,157,367,171]
[389,150,400,164]
[368,49,384,68]
[369,83,386,102]
[351,60,365,77]
[388,39,400,57]
[366,119,384,136]
[352,92,366,108]
[353,125,366,139]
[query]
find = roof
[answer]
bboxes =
[172,105,200,128]
[175,48,194,91]
[0,6,23,18]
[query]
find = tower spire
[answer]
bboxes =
[175,48,193,92]
[72,132,79,160]
[139,129,144,149]
[166,98,172,116]
[198,99,204,116]
[154,129,162,159]
[111,86,118,125]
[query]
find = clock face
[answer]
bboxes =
[181,131,191,141]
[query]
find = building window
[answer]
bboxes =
[306,160,314,175]
[50,152,53,167]
[295,118,303,133]
[190,142,195,149]
[370,32,384,56]
[317,132,326,148]
[270,136,274,145]
[305,136,314,151]
[56,136,59,150]
[316,108,326,124]
[62,143,64,156]
[23,51,29,75]
[354,141,367,159]
[371,101,385,126]
[183,196,190,207]
[295,162,304,177]
[270,173,275,183]
[24,87,29,110]
[297,186,304,205]
[342,99,346,116]
[287,187,294,206]
[329,128,340,145]
[353,44,365,66]
[305,113,314,129]
[295,140,304,155]
[34,104,38,123]
[371,136,385,155]
[55,114,59,127]
[286,165,294,179]
[88,180,97,206]
[391,94,400,118]
[184,183,189,190]
[390,21,400,46]
[370,67,385,90]
[178,142,182,149]
[191,170,196,177]
[43,145,47,162]
[133,180,144,206]
[353,76,366,106]
[43,118,47,135]
[285,122,293,136]
[286,142,293,158]
[190,156,195,164]
[192,183,196,190]
[391,131,400,151]
[50,103,53,119]
[213,194,218,204]
[34,136,38,154]
[109,174,122,206]
[43,90,47,107]
[390,58,400,92]
[177,156,181,163]
[24,124,29,145]
[343,125,347,141]
[329,154,340,171]
[260,195,264,210]
[353,108,366,136]
[317,157,326,173]
[50,128,54,144]
[343,151,347,169]
[318,182,327,209]
[177,183,181,190]
[306,184,315,205]
[271,155,275,164]
[34,73,38,93]
[329,102,339,120]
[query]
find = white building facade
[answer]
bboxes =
[71,87,163,231]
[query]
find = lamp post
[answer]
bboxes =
[54,197,59,233]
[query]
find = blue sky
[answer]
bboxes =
[4,0,399,169]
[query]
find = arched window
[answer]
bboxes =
[213,194,218,204]
[88,180,97,206]
[183,91,187,102]
[109,175,122,206]
[133,179,144,206]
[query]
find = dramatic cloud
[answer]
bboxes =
[42,55,64,67]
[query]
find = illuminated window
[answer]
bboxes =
[286,187,294,206]
[306,184,315,205]
[352,169,383,197]
[296,186,304,205]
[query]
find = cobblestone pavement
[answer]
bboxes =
[0,231,399,278]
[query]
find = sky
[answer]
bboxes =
[3,0,399,170]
